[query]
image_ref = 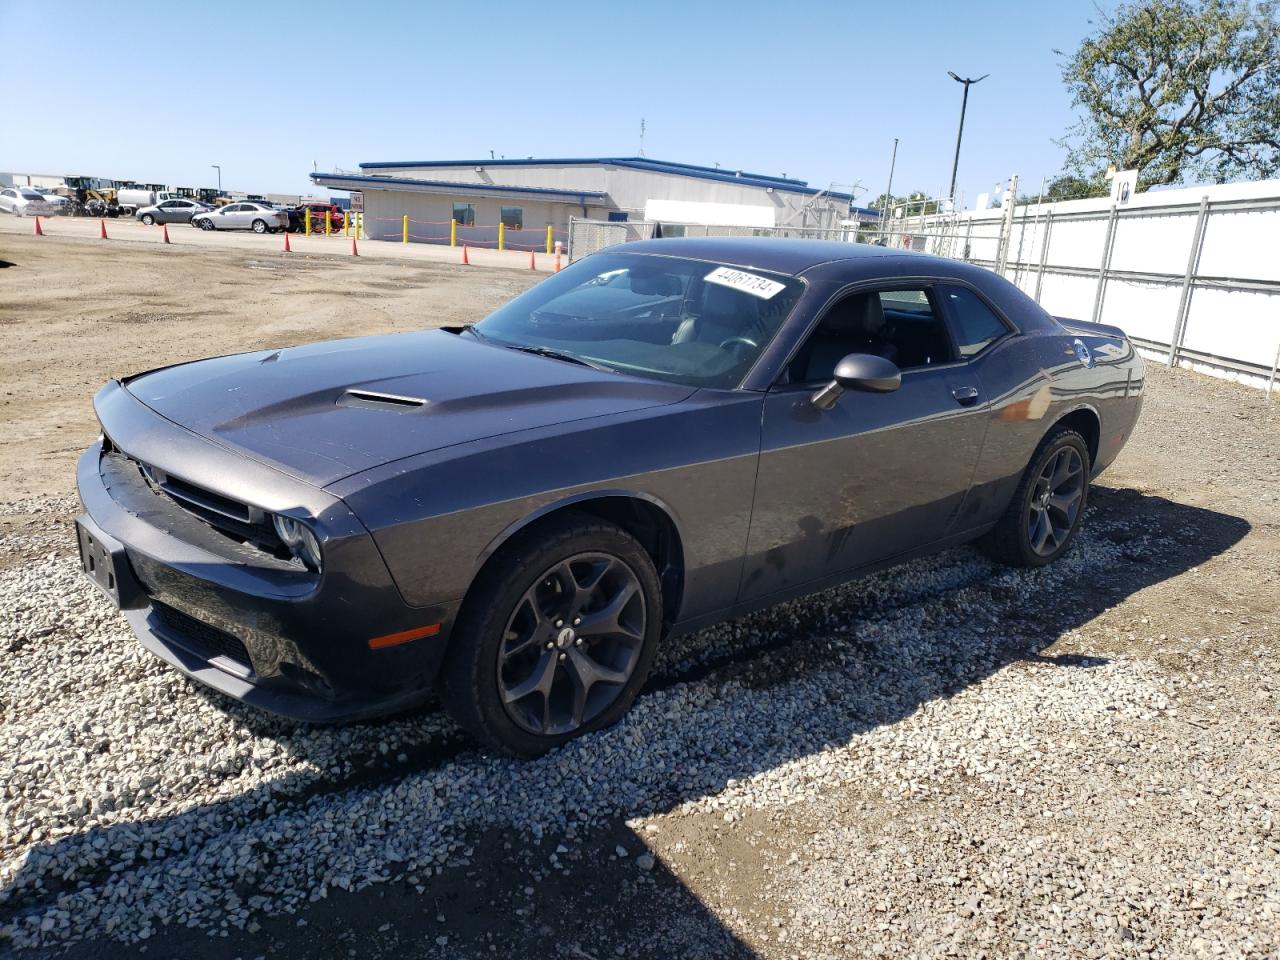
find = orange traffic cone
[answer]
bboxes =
[351,237,359,256]
[33,216,43,236]
[529,250,536,270]
[99,219,108,240]
[161,223,171,244]
[461,245,470,265]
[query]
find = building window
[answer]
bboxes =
[452,202,475,226]
[500,206,523,230]
[607,211,629,222]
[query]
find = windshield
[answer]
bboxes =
[472,252,805,388]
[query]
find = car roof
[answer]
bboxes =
[620,236,947,276]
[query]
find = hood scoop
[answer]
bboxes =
[340,389,427,410]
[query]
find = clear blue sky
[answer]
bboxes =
[1,0,1107,205]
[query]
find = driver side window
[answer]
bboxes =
[787,287,956,383]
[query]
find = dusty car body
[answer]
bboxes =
[76,238,1144,754]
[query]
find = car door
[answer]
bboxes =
[739,282,992,602]
[222,203,248,228]
[154,200,176,222]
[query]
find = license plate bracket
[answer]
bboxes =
[76,515,146,610]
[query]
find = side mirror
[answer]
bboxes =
[811,353,902,410]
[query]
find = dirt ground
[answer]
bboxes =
[1,234,1277,959]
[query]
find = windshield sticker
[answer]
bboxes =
[703,266,786,300]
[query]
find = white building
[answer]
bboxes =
[310,156,858,249]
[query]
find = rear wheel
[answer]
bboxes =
[141,214,155,226]
[980,427,1090,567]
[441,513,662,757]
[198,218,215,231]
[251,218,267,234]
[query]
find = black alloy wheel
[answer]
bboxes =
[1027,446,1085,557]
[980,426,1091,567]
[497,552,647,737]
[440,513,663,757]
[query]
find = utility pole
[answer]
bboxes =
[881,137,899,235]
[639,117,646,157]
[211,164,221,193]
[947,71,988,201]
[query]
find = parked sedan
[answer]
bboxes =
[190,201,289,233]
[0,187,59,217]
[136,198,212,225]
[76,239,1144,755]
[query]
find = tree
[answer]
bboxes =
[1057,0,1280,186]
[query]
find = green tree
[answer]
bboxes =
[1057,0,1280,186]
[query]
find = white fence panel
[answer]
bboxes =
[1182,287,1280,368]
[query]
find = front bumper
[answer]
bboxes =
[77,384,460,722]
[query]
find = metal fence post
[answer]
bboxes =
[1090,205,1119,325]
[567,216,577,262]
[1267,337,1280,399]
[1168,195,1210,368]
[1034,211,1053,303]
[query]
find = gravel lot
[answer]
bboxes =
[0,234,1277,959]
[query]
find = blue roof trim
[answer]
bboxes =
[309,172,607,203]
[354,156,852,199]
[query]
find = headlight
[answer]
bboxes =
[272,515,323,572]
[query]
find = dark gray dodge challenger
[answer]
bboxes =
[76,238,1144,755]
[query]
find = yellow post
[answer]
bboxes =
[305,210,311,236]
[344,211,350,237]
[325,209,332,236]
[450,218,457,247]
[498,222,505,252]
[545,224,553,254]
[402,214,409,244]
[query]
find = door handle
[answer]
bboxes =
[951,386,981,406]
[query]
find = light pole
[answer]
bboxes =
[947,72,988,202]
[881,137,899,234]
[211,164,221,193]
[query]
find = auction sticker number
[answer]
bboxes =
[704,266,785,300]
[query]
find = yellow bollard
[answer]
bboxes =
[545,224,553,254]
[344,212,350,238]
[325,209,332,236]
[305,210,311,237]
[402,214,409,244]
[498,222,505,252]
[450,218,457,247]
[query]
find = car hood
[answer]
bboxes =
[122,329,695,487]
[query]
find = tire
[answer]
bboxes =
[141,214,155,226]
[198,218,215,231]
[251,218,267,234]
[980,426,1090,567]
[440,512,663,757]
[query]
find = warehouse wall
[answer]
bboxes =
[359,162,846,229]
[359,189,574,248]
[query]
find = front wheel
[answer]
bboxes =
[440,513,662,757]
[980,427,1090,567]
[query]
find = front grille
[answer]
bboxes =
[152,602,254,673]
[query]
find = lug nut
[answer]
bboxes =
[575,638,583,646]
[572,617,581,626]
[558,653,566,661]
[555,620,564,628]
[545,642,554,650]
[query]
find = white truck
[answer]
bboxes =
[116,188,182,216]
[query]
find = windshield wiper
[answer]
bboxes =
[502,344,615,373]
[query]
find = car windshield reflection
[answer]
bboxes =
[472,253,806,388]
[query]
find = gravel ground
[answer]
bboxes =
[0,238,1277,959]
